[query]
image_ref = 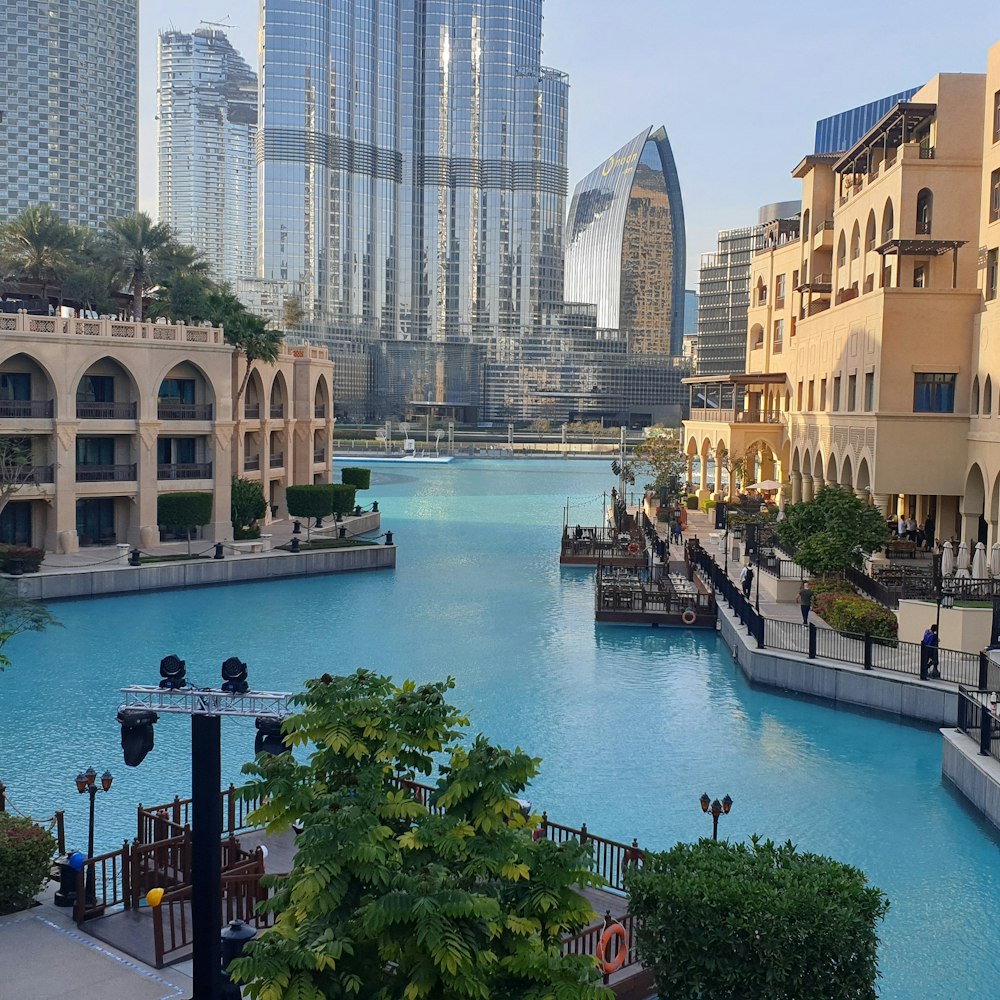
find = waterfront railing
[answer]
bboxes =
[957,687,1000,761]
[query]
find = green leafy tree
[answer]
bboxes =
[0,814,57,909]
[626,836,888,1000]
[230,670,611,1000]
[0,204,78,306]
[231,477,267,534]
[147,270,212,323]
[157,491,213,554]
[0,582,60,672]
[776,486,888,574]
[634,432,686,497]
[0,438,38,521]
[340,467,371,491]
[285,484,334,539]
[328,484,357,518]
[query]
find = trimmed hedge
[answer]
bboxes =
[0,546,44,573]
[158,492,213,531]
[813,592,898,641]
[286,484,334,522]
[341,467,371,491]
[329,484,357,517]
[0,814,56,912]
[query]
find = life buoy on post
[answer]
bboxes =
[596,921,628,974]
[681,607,697,625]
[627,542,640,557]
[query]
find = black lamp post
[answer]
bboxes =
[75,767,112,903]
[699,792,733,840]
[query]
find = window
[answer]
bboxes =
[864,372,874,411]
[973,375,981,413]
[991,169,1000,224]
[913,373,956,413]
[916,188,933,234]
[773,319,784,353]
[986,376,993,414]
[76,437,115,465]
[833,376,841,411]
[76,375,114,403]
[820,378,827,411]
[913,263,928,288]
[775,273,786,306]
[158,378,195,404]
[807,380,815,411]
[0,373,30,401]
[796,381,803,411]
[157,437,196,464]
[988,249,999,301]
[847,374,857,411]
[994,90,1000,144]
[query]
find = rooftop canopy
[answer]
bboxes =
[832,102,937,173]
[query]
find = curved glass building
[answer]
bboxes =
[564,125,686,356]
[257,0,568,344]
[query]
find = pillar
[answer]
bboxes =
[801,473,814,503]
[713,456,723,497]
[52,422,79,552]
[813,475,825,495]
[698,453,710,498]
[686,453,695,486]
[133,423,160,549]
[790,470,802,504]
[872,493,891,516]
[209,423,234,542]
[854,488,868,504]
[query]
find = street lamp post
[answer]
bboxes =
[75,767,112,903]
[699,792,733,840]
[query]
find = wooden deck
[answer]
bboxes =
[560,525,648,568]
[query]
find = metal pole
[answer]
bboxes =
[86,787,96,903]
[712,813,719,840]
[754,525,761,613]
[191,713,222,1000]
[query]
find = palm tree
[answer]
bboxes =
[0,204,78,307]
[103,212,177,320]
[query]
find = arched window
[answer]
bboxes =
[972,375,981,415]
[850,222,861,261]
[750,323,764,348]
[802,208,811,240]
[985,376,993,414]
[865,211,876,252]
[881,198,894,242]
[755,278,767,306]
[916,188,933,235]
[837,232,846,268]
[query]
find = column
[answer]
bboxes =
[698,453,709,498]
[800,473,814,503]
[872,493,891,516]
[854,488,868,504]
[209,423,234,542]
[133,422,160,549]
[52,422,79,552]
[686,454,695,486]
[789,470,802,504]
[713,456,723,497]
[813,475,825,495]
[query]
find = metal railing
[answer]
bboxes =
[735,409,783,424]
[158,403,213,420]
[244,404,260,419]
[313,449,326,462]
[957,687,1000,760]
[157,462,212,480]
[314,404,326,418]
[243,455,260,471]
[269,452,284,468]
[76,401,136,419]
[0,399,53,418]
[269,404,284,419]
[76,463,137,482]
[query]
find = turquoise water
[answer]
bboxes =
[1,458,997,997]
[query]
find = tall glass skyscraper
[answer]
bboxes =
[0,0,137,227]
[256,0,568,345]
[563,126,686,356]
[158,28,258,288]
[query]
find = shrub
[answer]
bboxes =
[685,495,699,510]
[231,476,266,531]
[157,492,213,533]
[0,546,45,573]
[0,814,56,912]
[700,498,716,513]
[809,576,855,597]
[626,836,888,1000]
[328,484,357,517]
[286,484,334,523]
[813,593,898,640]
[233,525,261,541]
[340,467,371,491]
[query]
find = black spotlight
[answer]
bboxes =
[117,709,158,767]
[254,716,287,756]
[158,654,187,690]
[611,460,621,476]
[221,657,249,694]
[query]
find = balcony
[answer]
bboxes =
[795,273,832,293]
[269,452,284,468]
[157,462,213,480]
[23,464,54,484]
[916,220,932,235]
[688,408,736,423]
[807,299,831,316]
[243,455,260,472]
[76,463,137,483]
[269,404,284,419]
[835,287,860,306]
[313,449,326,463]
[244,404,260,420]
[77,402,137,420]
[919,146,936,159]
[736,410,783,424]
[314,404,326,418]
[0,399,53,418]
[158,403,213,421]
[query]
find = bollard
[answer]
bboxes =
[338,525,346,538]
[53,855,78,907]
[372,501,379,513]
[384,530,393,545]
[220,919,257,999]
[354,505,362,516]
[290,537,300,553]
[129,549,141,567]
[292,520,301,534]
[214,542,224,560]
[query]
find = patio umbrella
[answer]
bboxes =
[972,541,989,580]
[747,479,782,491]
[940,540,954,577]
[991,542,1000,578]
[955,540,970,579]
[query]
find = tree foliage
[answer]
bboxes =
[776,486,888,574]
[0,438,38,520]
[0,205,77,303]
[0,582,59,672]
[285,484,334,524]
[328,484,357,517]
[206,290,284,407]
[626,836,889,1000]
[340,467,371,491]
[103,212,188,320]
[230,670,611,1000]
[0,814,57,910]
[157,491,213,553]
[633,432,686,496]
[231,477,267,532]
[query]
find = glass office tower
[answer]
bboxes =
[0,0,137,227]
[563,125,686,357]
[257,0,568,345]
[158,28,258,288]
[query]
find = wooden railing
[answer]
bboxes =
[563,911,642,980]
[129,831,191,908]
[74,841,131,922]
[138,785,261,844]
[536,814,643,894]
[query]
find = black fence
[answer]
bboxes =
[691,546,985,686]
[958,687,1000,761]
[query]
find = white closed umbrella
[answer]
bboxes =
[940,540,955,577]
[956,540,971,579]
[973,541,989,580]
[991,542,1000,578]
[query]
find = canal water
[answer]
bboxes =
[0,458,996,997]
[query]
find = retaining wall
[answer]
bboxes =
[942,729,1000,834]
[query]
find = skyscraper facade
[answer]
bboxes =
[158,27,258,288]
[0,0,137,227]
[256,0,568,346]
[563,126,686,356]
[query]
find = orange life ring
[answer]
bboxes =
[681,608,697,625]
[627,542,640,557]
[596,921,628,974]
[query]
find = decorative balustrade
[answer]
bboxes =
[157,403,213,421]
[76,401,137,419]
[157,462,212,480]
[0,311,224,344]
[76,463,137,482]
[0,399,53,418]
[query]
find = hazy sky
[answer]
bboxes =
[138,1,1000,285]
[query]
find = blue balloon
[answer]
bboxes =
[68,851,85,870]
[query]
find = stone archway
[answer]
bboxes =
[962,463,988,546]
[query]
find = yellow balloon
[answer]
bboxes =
[145,887,164,908]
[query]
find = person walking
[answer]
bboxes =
[741,564,753,598]
[797,581,813,626]
[923,514,936,551]
[922,623,940,679]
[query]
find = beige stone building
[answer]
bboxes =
[0,312,333,552]
[685,51,1000,549]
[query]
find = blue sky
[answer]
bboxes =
[138,1,1000,284]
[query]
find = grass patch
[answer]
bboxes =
[140,554,210,564]
[278,538,379,552]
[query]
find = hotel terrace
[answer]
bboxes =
[0,311,334,552]
[685,45,1000,551]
